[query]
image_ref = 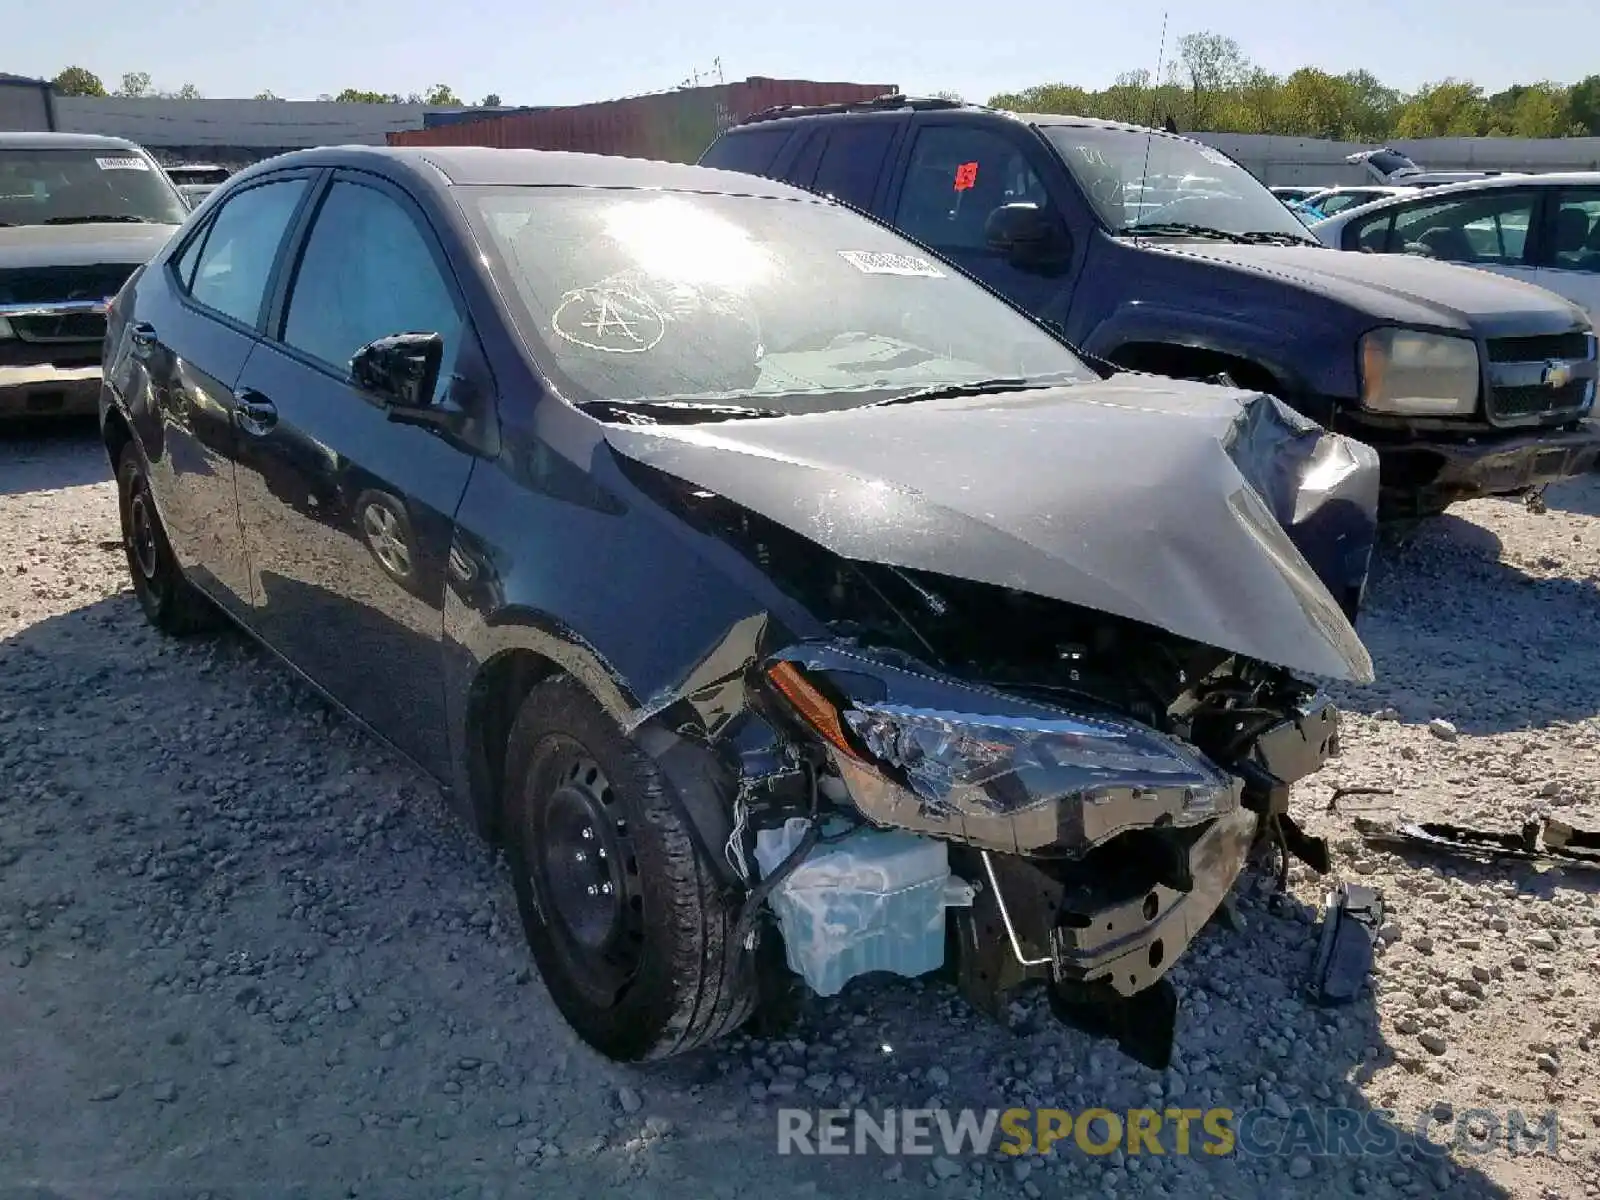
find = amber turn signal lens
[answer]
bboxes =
[765,662,861,760]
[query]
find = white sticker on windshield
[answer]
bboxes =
[96,156,150,171]
[1195,146,1232,167]
[837,250,946,278]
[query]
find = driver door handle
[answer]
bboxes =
[233,388,278,435]
[129,321,157,356]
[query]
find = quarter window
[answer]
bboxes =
[700,128,792,178]
[280,181,463,395]
[188,178,309,326]
[893,126,1047,252]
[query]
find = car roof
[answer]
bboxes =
[0,131,147,152]
[235,144,829,202]
[727,98,1188,143]
[1314,170,1600,226]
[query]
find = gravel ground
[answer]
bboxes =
[3,421,1598,1200]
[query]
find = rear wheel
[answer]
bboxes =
[502,675,756,1061]
[116,444,216,635]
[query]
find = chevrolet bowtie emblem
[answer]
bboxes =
[1541,360,1574,389]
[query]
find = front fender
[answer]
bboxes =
[1084,303,1313,401]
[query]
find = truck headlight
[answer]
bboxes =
[1359,329,1480,416]
[0,316,13,340]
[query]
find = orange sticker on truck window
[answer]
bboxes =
[954,161,978,191]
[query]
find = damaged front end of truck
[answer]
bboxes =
[601,379,1379,1069]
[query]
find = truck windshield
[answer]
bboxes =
[1040,126,1315,242]
[0,148,190,227]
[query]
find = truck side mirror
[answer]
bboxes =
[984,202,1073,273]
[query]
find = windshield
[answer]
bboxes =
[465,187,1098,416]
[0,147,189,227]
[167,166,230,186]
[1041,126,1314,241]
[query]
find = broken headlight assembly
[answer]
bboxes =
[763,647,1241,856]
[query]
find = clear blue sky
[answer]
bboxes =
[13,0,1600,106]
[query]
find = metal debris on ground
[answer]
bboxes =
[1308,882,1384,1006]
[1353,816,1600,870]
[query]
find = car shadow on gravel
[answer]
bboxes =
[0,417,106,496]
[0,594,1515,1200]
[1357,512,1600,735]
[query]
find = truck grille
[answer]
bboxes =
[1484,331,1597,423]
[12,312,106,343]
[0,263,137,346]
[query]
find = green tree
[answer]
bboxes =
[422,84,462,106]
[254,90,281,101]
[114,71,152,98]
[334,88,402,103]
[1394,80,1487,137]
[51,66,106,97]
[479,93,503,107]
[1174,31,1250,130]
[1571,75,1600,135]
[161,83,203,100]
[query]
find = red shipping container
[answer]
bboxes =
[387,77,897,162]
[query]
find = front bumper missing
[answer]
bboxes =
[946,698,1340,1068]
[1377,420,1600,513]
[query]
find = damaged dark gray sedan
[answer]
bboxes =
[101,146,1379,1068]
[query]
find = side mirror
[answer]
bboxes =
[984,202,1072,271]
[350,332,444,409]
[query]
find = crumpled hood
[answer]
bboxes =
[1151,241,1590,333]
[0,223,179,272]
[603,378,1378,683]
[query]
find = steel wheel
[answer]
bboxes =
[523,742,645,1004]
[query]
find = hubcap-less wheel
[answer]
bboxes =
[128,490,159,580]
[525,746,645,1004]
[362,501,412,578]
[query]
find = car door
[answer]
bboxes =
[127,173,314,613]
[229,171,483,776]
[1532,185,1600,322]
[883,121,1070,321]
[1342,188,1544,292]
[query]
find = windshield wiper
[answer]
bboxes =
[42,214,154,225]
[870,377,1057,408]
[1234,230,1319,246]
[1113,222,1245,242]
[577,397,784,424]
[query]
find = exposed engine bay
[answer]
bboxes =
[605,382,1371,1068]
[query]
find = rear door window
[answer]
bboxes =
[808,124,897,209]
[699,128,792,178]
[1541,188,1600,272]
[783,131,826,190]
[187,178,309,327]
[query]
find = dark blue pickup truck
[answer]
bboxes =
[700,99,1600,516]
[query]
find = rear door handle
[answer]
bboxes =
[129,321,157,355]
[233,388,278,435]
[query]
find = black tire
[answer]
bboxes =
[502,675,756,1061]
[116,444,216,635]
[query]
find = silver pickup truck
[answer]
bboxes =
[1,132,187,420]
